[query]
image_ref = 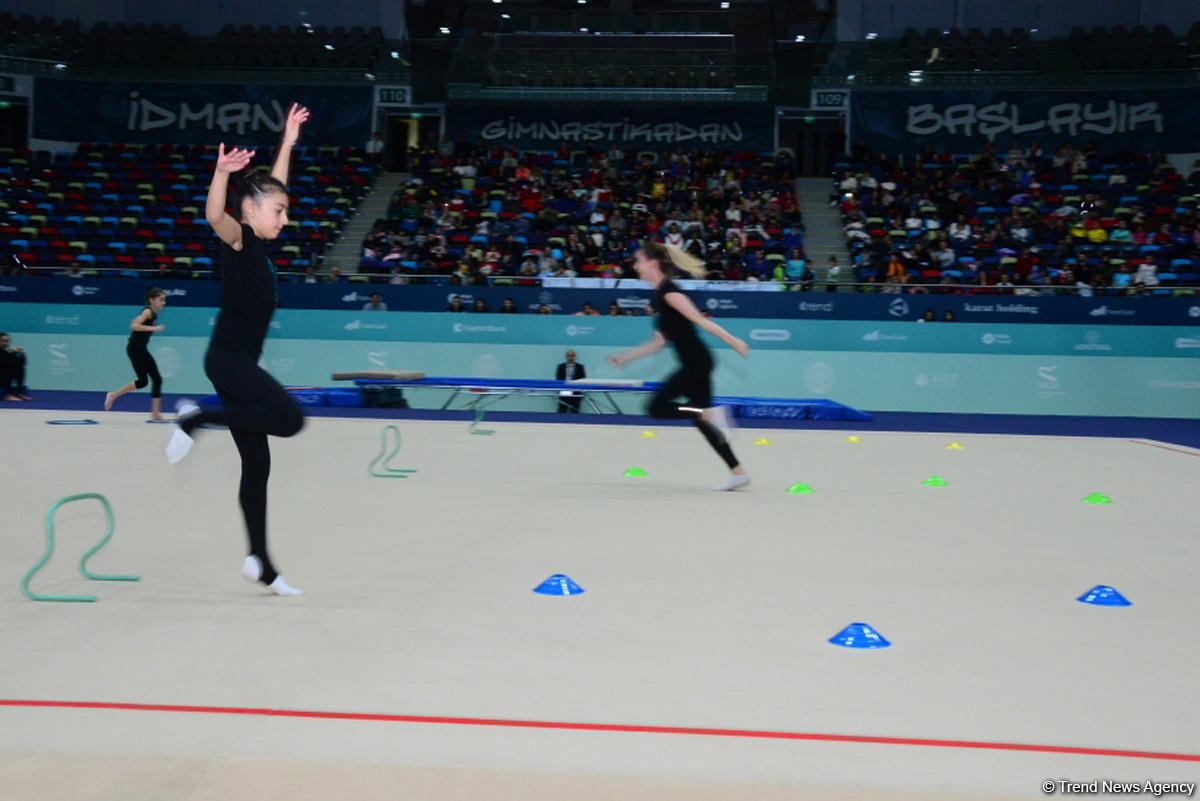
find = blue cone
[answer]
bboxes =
[828,622,891,649]
[533,574,584,596]
[1077,585,1131,606]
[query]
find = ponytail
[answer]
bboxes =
[642,240,707,279]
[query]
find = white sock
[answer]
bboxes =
[267,576,303,596]
[175,397,200,418]
[164,427,194,465]
[165,398,202,465]
[244,556,303,596]
[712,474,751,492]
[242,555,263,582]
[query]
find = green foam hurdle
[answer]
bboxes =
[469,408,495,436]
[21,493,140,602]
[368,425,418,478]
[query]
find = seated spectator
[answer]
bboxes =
[948,214,973,243]
[798,264,815,292]
[325,267,346,283]
[555,349,586,413]
[447,295,466,312]
[472,298,490,313]
[573,302,600,316]
[0,333,31,401]
[363,293,388,311]
[54,263,84,278]
[536,304,553,314]
[499,297,519,314]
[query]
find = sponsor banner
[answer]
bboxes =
[850,88,1200,154]
[4,277,1200,325]
[33,79,371,146]
[445,103,773,152]
[7,330,1198,417]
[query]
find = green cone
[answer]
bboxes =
[1082,492,1112,504]
[922,475,948,486]
[786,483,815,494]
[623,467,648,477]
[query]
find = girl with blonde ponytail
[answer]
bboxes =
[606,241,751,491]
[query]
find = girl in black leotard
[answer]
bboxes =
[104,286,167,420]
[606,242,751,491]
[164,102,310,596]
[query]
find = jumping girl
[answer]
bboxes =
[607,242,751,491]
[165,102,310,596]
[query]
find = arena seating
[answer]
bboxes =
[0,143,373,277]
[832,145,1200,293]
[0,12,385,71]
[357,146,803,283]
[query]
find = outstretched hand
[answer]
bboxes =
[605,354,625,368]
[283,102,310,145]
[731,337,749,358]
[216,143,255,174]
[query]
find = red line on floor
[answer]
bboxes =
[1128,439,1200,457]
[2,699,1198,762]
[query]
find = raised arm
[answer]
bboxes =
[206,144,255,248]
[270,103,310,186]
[663,292,749,356]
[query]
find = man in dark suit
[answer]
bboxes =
[555,349,586,413]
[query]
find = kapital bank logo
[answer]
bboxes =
[749,329,790,342]
[345,319,387,331]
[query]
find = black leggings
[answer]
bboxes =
[647,354,739,470]
[127,344,162,398]
[186,347,305,584]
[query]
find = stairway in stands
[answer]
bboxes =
[796,176,851,289]
[322,171,409,273]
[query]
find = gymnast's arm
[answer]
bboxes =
[606,331,666,367]
[270,103,310,186]
[206,144,253,249]
[663,292,749,357]
[130,308,163,333]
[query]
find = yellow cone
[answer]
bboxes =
[946,442,964,450]
[640,431,657,438]
[845,435,862,444]
[753,437,771,446]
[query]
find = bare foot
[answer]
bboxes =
[17,394,32,401]
[103,392,115,411]
[3,394,19,402]
[150,414,166,422]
